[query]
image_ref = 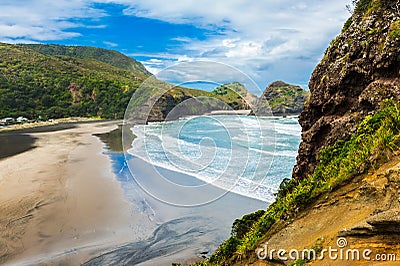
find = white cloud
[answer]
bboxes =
[224,41,263,58]
[171,37,193,43]
[0,0,351,91]
[148,58,163,64]
[142,64,160,75]
[103,41,118,47]
[177,55,194,62]
[0,0,105,41]
[115,0,350,90]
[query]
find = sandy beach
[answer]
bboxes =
[0,120,268,265]
[0,121,134,265]
[83,154,266,265]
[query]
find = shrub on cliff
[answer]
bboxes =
[204,100,400,265]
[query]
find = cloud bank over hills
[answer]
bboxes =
[0,0,350,91]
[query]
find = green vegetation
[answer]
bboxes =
[0,44,253,121]
[353,0,374,15]
[231,210,266,239]
[389,20,400,39]
[126,80,253,122]
[25,44,151,76]
[288,259,307,266]
[212,82,248,97]
[343,0,375,31]
[344,0,381,26]
[202,100,400,265]
[257,82,309,115]
[343,17,353,31]
[265,87,297,109]
[0,43,148,119]
[310,238,324,255]
[210,82,252,110]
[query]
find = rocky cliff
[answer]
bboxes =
[213,82,257,110]
[199,1,400,265]
[253,81,309,116]
[129,82,257,123]
[293,0,400,180]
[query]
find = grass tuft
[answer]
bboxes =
[200,100,400,265]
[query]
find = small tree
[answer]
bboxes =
[231,210,266,239]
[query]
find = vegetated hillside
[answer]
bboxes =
[0,43,256,122]
[25,44,151,76]
[0,43,148,119]
[127,81,257,123]
[253,81,309,116]
[198,0,400,265]
[211,82,257,109]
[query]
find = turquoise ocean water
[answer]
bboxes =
[82,115,302,265]
[128,115,301,202]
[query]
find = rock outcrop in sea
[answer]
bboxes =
[252,81,309,116]
[132,82,257,123]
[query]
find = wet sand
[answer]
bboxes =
[83,155,267,265]
[0,122,81,160]
[0,121,134,265]
[0,120,268,265]
[0,134,37,160]
[83,123,268,265]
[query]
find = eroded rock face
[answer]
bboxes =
[253,81,309,116]
[141,82,257,123]
[293,0,400,180]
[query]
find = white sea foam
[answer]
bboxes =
[128,115,301,201]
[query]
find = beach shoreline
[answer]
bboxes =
[0,120,134,265]
[0,117,106,134]
[0,118,269,265]
[82,154,267,265]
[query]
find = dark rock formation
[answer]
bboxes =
[293,0,400,180]
[132,82,257,123]
[252,81,309,116]
[147,93,227,122]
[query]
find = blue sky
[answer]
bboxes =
[0,0,350,95]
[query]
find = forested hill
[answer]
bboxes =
[252,81,309,116]
[0,43,258,122]
[0,43,149,119]
[25,44,151,76]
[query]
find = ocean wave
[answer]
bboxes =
[127,115,300,202]
[248,147,297,157]
[126,152,277,202]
